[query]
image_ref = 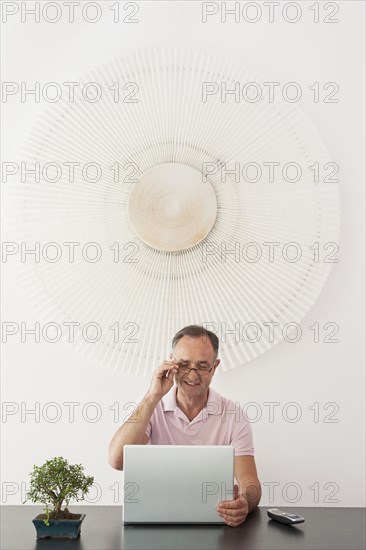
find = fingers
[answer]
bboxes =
[216,493,248,525]
[219,513,247,527]
[217,494,242,509]
[220,503,241,510]
[216,498,248,527]
[217,507,243,519]
[165,365,178,381]
[148,361,179,400]
[156,361,178,379]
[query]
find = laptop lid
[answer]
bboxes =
[123,445,234,524]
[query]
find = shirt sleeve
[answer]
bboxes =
[144,399,156,442]
[230,405,254,456]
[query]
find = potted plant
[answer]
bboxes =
[24,456,94,539]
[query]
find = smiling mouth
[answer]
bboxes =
[184,381,200,386]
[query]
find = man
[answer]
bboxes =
[109,325,261,527]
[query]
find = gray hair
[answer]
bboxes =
[171,325,219,360]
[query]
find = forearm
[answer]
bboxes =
[238,480,262,513]
[108,392,159,470]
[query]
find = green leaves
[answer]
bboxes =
[25,456,94,519]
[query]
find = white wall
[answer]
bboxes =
[1,0,365,508]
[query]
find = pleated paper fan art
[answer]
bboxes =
[10,48,340,376]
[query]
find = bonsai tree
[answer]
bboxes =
[25,457,94,525]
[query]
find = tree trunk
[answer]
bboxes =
[54,501,63,514]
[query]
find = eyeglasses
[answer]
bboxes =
[173,358,215,376]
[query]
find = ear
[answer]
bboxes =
[213,359,220,372]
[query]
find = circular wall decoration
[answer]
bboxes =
[9,48,340,375]
[127,163,218,252]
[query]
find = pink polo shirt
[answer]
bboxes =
[144,385,254,456]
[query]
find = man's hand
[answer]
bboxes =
[216,484,249,527]
[146,360,179,401]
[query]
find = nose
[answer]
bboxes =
[185,367,200,379]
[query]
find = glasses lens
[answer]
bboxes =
[177,364,211,375]
[197,366,211,375]
[177,365,190,373]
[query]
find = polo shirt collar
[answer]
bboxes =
[161,385,178,412]
[162,385,222,416]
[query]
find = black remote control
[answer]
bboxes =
[267,508,305,525]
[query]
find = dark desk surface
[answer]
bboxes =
[1,506,365,550]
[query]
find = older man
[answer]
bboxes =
[109,325,261,527]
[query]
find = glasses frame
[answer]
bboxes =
[172,356,217,376]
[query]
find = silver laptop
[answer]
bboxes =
[123,445,234,524]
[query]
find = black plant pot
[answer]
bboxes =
[32,514,86,539]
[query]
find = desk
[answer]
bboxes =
[1,506,365,550]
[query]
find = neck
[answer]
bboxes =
[176,387,209,421]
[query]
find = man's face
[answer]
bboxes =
[170,336,220,399]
